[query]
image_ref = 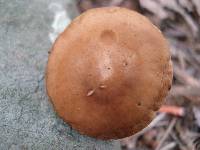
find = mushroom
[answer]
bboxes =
[46,7,173,140]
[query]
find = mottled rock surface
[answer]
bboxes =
[0,0,120,149]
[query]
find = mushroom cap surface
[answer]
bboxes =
[46,7,173,139]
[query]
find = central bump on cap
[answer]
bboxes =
[100,30,116,44]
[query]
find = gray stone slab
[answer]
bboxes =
[0,0,120,149]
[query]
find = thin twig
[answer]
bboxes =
[170,132,188,150]
[160,142,176,150]
[159,105,185,117]
[155,117,178,150]
[133,113,166,138]
[169,86,200,105]
[173,65,200,87]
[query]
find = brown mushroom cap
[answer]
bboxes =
[46,7,173,140]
